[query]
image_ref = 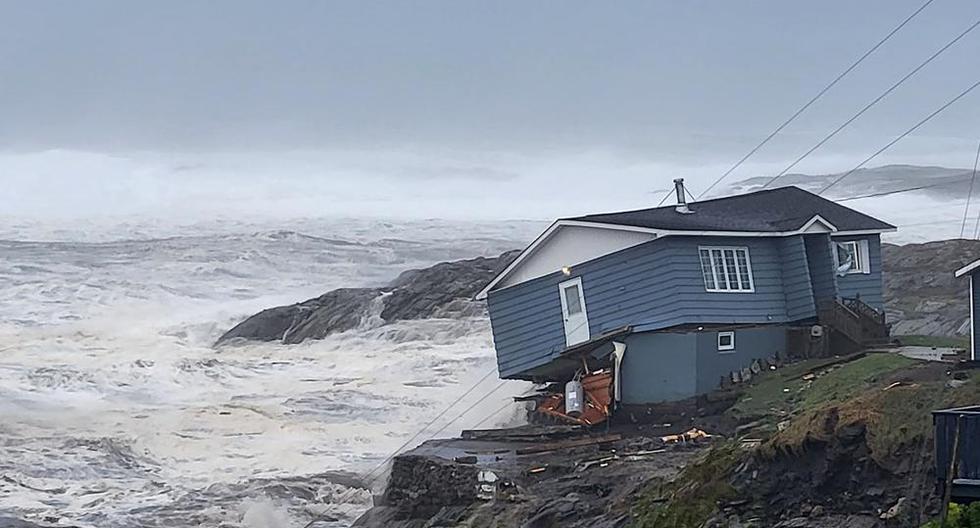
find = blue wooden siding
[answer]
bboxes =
[779,236,816,320]
[489,235,814,379]
[804,234,838,306]
[833,234,884,309]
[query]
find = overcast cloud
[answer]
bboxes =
[1,1,979,221]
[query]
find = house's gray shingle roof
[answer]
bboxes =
[567,186,895,233]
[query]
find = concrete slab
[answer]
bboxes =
[894,346,962,362]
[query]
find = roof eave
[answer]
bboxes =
[955,258,980,278]
[476,215,895,299]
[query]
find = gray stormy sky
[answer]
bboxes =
[2,1,980,222]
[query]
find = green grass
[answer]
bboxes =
[896,334,970,349]
[922,502,980,527]
[727,353,917,430]
[767,370,980,466]
[631,354,980,526]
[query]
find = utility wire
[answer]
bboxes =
[817,77,980,196]
[426,380,511,440]
[960,141,980,238]
[300,375,515,528]
[356,367,498,484]
[971,148,980,239]
[697,0,936,199]
[764,16,980,189]
[836,179,971,202]
[470,399,517,430]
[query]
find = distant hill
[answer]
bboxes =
[727,164,975,201]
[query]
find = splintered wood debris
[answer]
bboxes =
[661,428,713,444]
[515,433,623,455]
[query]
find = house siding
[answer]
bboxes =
[833,234,884,309]
[489,236,798,379]
[694,326,787,394]
[804,234,838,307]
[779,236,816,320]
[620,332,697,403]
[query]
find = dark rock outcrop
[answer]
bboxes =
[216,250,519,345]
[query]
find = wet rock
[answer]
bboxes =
[216,250,519,345]
[864,486,883,498]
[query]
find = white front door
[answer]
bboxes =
[558,277,590,346]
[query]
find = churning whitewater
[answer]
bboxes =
[0,218,538,528]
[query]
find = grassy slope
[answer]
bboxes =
[728,353,916,433]
[896,334,970,349]
[631,353,980,528]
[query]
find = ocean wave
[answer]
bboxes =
[0,219,533,527]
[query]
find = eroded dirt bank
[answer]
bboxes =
[356,352,980,528]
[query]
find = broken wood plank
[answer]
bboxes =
[515,434,622,455]
[460,425,584,441]
[576,455,618,472]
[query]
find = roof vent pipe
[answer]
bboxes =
[674,178,693,214]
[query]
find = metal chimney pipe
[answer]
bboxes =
[674,178,692,214]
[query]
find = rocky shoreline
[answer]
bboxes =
[215,250,519,345]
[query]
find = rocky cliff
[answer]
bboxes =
[883,239,980,336]
[216,250,520,345]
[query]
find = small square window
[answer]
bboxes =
[718,331,735,352]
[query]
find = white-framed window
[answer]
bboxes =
[834,239,871,275]
[698,247,755,292]
[717,331,735,352]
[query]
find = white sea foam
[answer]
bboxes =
[0,218,538,527]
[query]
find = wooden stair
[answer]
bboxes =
[817,296,888,350]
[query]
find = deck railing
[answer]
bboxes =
[818,297,888,346]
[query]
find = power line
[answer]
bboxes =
[836,180,970,202]
[300,375,515,528]
[960,141,980,238]
[971,147,980,239]
[696,0,936,199]
[763,17,980,189]
[355,367,498,484]
[817,77,980,195]
[426,380,511,440]
[470,400,517,430]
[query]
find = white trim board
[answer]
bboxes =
[956,258,980,278]
[496,224,657,289]
[972,275,976,362]
[476,216,894,299]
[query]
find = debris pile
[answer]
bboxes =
[354,425,710,528]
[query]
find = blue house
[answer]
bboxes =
[955,259,980,361]
[477,180,895,404]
